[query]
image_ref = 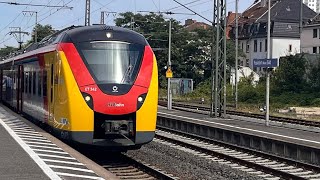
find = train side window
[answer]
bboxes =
[43,71,47,97]
[21,71,24,93]
[33,71,36,95]
[38,71,42,96]
[25,72,28,94]
[28,72,32,94]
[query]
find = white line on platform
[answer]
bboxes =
[33,149,69,155]
[28,144,63,150]
[6,121,25,125]
[9,125,29,129]
[11,127,34,131]
[49,165,94,173]
[158,112,320,145]
[26,141,58,147]
[55,172,103,180]
[22,138,51,142]
[37,153,76,160]
[0,117,61,180]
[42,159,84,166]
[11,129,36,133]
[15,131,40,136]
[18,134,47,140]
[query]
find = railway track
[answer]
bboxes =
[158,100,320,127]
[156,126,320,180]
[103,153,178,180]
[77,147,177,180]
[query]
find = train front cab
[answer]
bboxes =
[51,31,158,149]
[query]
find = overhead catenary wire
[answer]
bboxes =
[171,0,212,23]
[0,0,75,47]
[56,0,117,29]
[0,0,33,35]
[166,0,204,11]
[0,1,73,9]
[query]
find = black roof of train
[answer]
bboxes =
[61,25,148,45]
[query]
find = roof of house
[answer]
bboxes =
[184,20,211,31]
[230,0,316,39]
[238,0,315,25]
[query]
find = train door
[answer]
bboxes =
[47,54,55,125]
[17,65,23,113]
[0,69,2,101]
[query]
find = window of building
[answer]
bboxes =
[246,43,250,53]
[242,42,244,50]
[313,29,318,38]
[259,41,262,52]
[313,47,317,53]
[265,39,268,52]
[254,40,257,52]
[246,59,249,67]
[289,44,292,52]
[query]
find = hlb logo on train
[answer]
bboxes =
[107,102,125,107]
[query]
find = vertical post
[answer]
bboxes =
[167,19,172,110]
[300,0,303,53]
[131,17,135,30]
[214,0,220,117]
[35,11,38,43]
[213,0,227,118]
[223,1,227,117]
[210,1,216,117]
[266,0,271,126]
[235,0,239,109]
[101,11,105,24]
[19,27,22,49]
[85,0,90,26]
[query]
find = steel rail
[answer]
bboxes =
[157,125,320,180]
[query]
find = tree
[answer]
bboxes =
[0,46,17,59]
[25,24,55,45]
[272,55,307,93]
[308,60,320,92]
[114,12,242,88]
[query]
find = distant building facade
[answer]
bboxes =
[303,0,320,13]
[230,0,316,73]
[301,14,320,53]
[226,11,240,40]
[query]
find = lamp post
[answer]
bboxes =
[167,19,172,110]
[266,0,271,126]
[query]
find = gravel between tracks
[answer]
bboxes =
[126,141,263,180]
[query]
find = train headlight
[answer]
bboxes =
[82,92,94,109]
[85,96,91,102]
[106,32,112,38]
[138,97,143,102]
[137,94,147,110]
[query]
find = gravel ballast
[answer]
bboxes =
[126,141,264,180]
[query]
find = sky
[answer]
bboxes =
[0,0,254,48]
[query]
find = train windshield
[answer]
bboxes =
[77,41,144,84]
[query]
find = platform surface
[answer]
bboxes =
[0,122,50,180]
[158,106,320,149]
[0,106,111,180]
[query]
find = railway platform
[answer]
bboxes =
[158,106,320,165]
[0,105,117,180]
[0,119,50,180]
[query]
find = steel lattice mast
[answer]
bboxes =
[213,0,227,118]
